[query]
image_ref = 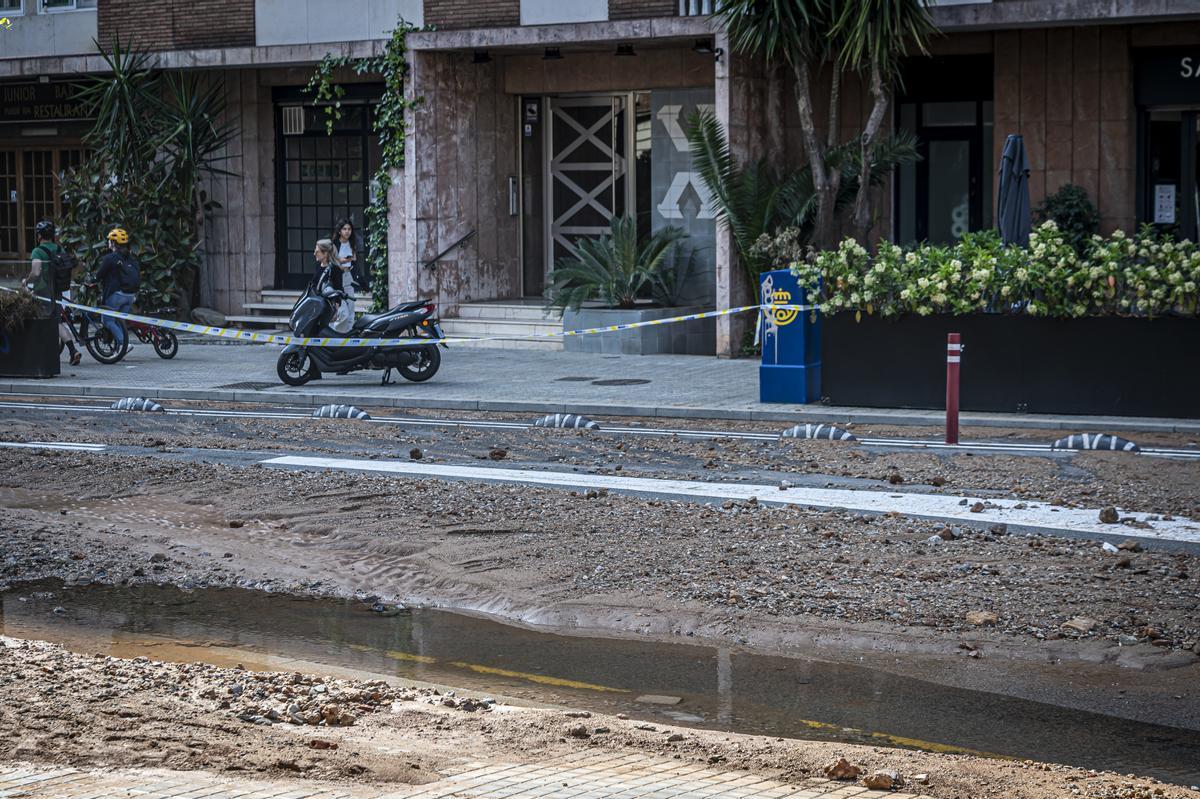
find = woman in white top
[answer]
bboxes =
[330,218,358,299]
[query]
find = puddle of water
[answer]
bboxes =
[2,580,1198,786]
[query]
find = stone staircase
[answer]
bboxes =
[227,289,375,328]
[440,299,563,350]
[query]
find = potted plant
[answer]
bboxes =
[0,289,59,378]
[796,223,1200,417]
[546,215,714,355]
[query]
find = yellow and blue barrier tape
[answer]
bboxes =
[2,286,811,348]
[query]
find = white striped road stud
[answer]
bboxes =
[313,404,371,420]
[780,424,857,442]
[1051,433,1140,453]
[533,413,601,430]
[111,397,164,412]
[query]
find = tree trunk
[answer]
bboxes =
[767,63,786,172]
[852,63,889,244]
[792,60,836,251]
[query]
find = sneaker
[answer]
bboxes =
[69,351,81,366]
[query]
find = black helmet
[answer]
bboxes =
[35,220,56,240]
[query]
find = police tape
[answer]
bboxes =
[4,287,813,347]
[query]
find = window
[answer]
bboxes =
[678,0,712,15]
[894,55,994,246]
[41,0,96,11]
[0,0,23,14]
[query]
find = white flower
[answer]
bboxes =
[950,259,962,270]
[900,288,912,300]
[918,277,930,289]
[1016,268,1029,282]
[937,281,948,292]
[905,252,918,265]
[1186,281,1197,292]
[1001,286,1011,297]
[874,263,886,274]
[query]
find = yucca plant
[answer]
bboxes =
[546,215,687,314]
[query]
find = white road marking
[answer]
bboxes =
[0,441,106,452]
[261,454,1200,545]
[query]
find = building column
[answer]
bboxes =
[714,33,769,358]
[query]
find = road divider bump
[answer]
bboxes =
[312,404,371,421]
[781,423,857,442]
[533,414,601,431]
[1051,433,1140,453]
[111,397,165,413]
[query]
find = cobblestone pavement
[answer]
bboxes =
[2,340,1195,432]
[0,752,921,798]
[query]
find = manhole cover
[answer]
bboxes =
[216,381,277,390]
[555,376,596,382]
[592,379,651,386]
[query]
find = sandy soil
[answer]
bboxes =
[1,636,1195,799]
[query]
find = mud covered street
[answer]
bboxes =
[1,402,1199,797]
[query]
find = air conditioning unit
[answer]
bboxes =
[282,106,305,136]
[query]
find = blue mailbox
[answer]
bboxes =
[759,269,821,404]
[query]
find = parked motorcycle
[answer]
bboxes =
[275,281,444,386]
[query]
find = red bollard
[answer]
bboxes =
[945,333,961,445]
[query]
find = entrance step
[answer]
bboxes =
[231,289,375,329]
[442,300,563,350]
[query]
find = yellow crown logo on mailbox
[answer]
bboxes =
[768,288,799,326]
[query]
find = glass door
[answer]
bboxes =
[904,102,989,245]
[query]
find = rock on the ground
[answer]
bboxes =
[862,769,901,790]
[824,757,862,781]
[1061,617,1097,635]
[1099,507,1120,524]
[966,610,998,626]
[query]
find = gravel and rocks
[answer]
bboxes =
[2,637,1196,799]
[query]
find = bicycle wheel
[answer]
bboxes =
[153,329,179,359]
[86,323,129,364]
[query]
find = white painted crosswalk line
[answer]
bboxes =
[259,455,1200,545]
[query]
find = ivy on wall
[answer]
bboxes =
[305,20,421,311]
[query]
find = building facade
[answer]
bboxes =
[2,0,1199,353]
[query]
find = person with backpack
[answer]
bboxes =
[27,220,82,366]
[95,227,139,351]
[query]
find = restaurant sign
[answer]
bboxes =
[0,82,91,125]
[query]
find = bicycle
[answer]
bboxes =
[60,299,128,365]
[126,310,179,359]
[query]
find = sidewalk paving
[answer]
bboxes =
[0,754,921,798]
[1,340,1196,434]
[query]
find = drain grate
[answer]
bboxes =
[216,381,278,391]
[555,376,596,382]
[592,378,651,386]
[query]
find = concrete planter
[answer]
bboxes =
[563,305,715,356]
[0,318,60,379]
[823,313,1200,417]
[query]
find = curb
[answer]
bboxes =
[2,380,1198,434]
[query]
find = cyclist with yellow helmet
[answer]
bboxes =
[95,227,140,350]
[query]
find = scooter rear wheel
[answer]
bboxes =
[277,350,316,386]
[397,343,441,382]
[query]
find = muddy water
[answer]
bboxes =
[2,581,1198,786]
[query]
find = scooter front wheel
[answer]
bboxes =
[277,350,316,386]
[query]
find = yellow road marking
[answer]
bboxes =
[448,661,630,693]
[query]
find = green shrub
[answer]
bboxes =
[793,222,1200,319]
[545,216,687,314]
[1034,184,1100,256]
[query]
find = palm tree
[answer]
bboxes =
[714,0,935,247]
[686,109,918,285]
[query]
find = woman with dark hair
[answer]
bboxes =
[330,218,358,297]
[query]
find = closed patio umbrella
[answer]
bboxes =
[997,134,1031,247]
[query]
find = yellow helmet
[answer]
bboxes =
[107,227,129,245]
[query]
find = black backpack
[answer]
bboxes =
[116,253,140,293]
[49,248,77,294]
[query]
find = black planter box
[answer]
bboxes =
[0,318,60,379]
[821,313,1200,418]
